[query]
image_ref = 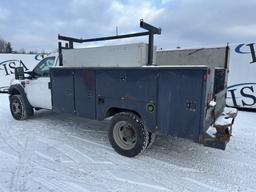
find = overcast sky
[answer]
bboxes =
[0,0,255,52]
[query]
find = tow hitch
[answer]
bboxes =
[202,107,238,150]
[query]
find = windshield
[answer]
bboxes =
[33,56,55,77]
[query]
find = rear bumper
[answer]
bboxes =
[201,107,238,150]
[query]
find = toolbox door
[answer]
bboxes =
[157,69,205,141]
[74,69,96,119]
[51,69,75,114]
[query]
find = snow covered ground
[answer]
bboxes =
[0,94,255,192]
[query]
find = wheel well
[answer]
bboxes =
[105,107,141,118]
[9,88,20,96]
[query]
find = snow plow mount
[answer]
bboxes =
[202,107,238,150]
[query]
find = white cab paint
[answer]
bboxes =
[25,77,52,109]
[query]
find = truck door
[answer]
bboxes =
[25,56,56,109]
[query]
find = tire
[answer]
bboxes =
[10,94,32,120]
[147,132,156,149]
[108,112,149,157]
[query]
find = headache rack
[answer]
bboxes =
[57,19,161,67]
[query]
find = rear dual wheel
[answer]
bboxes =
[109,112,156,157]
[109,112,148,157]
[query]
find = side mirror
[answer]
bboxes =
[15,67,25,80]
[24,71,35,78]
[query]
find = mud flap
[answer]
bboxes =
[202,107,238,150]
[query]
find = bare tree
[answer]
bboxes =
[0,38,13,53]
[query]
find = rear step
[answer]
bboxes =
[201,107,238,150]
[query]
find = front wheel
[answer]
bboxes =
[10,95,32,120]
[108,112,149,157]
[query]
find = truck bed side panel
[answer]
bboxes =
[95,70,158,132]
[51,67,208,141]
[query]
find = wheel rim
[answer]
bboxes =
[113,121,137,150]
[11,100,22,115]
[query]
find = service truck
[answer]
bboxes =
[7,20,237,157]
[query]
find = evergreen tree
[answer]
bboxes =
[6,42,12,53]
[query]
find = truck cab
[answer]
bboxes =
[9,54,58,120]
[24,55,58,110]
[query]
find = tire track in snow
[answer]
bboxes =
[10,137,37,192]
[63,133,148,166]
[0,123,231,192]
[0,128,116,188]
[183,177,225,192]
[0,185,8,192]
[1,99,256,192]
[61,127,204,174]
[0,120,229,192]
[31,146,170,192]
[37,137,114,165]
[107,171,170,191]
[33,176,109,192]
[0,150,18,161]
[64,182,96,192]
[50,131,212,192]
[69,135,112,150]
[142,155,201,173]
[0,122,23,155]
[32,177,83,192]
[34,152,116,172]
[142,172,225,192]
[31,163,113,192]
[34,151,73,163]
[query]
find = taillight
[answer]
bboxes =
[203,73,208,81]
[203,68,211,81]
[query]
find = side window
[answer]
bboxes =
[34,57,55,77]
